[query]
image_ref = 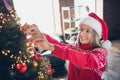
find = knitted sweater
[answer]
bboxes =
[45,34,108,80]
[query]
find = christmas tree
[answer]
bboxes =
[0,0,53,80]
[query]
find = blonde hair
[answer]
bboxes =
[91,30,102,49]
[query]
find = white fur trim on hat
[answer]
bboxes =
[80,16,102,38]
[102,40,112,50]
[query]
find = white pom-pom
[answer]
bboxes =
[102,40,112,50]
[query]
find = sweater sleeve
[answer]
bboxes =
[52,44,108,69]
[45,33,66,46]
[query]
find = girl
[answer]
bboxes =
[24,12,111,80]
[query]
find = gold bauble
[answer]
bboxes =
[33,60,38,67]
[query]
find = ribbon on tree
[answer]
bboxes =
[3,0,14,11]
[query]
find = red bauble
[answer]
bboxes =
[47,69,52,75]
[16,63,21,70]
[16,63,27,73]
[34,53,42,61]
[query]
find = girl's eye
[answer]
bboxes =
[86,29,92,33]
[87,30,90,33]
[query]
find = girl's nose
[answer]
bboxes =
[79,31,86,36]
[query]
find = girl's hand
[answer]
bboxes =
[23,24,54,51]
[33,33,52,50]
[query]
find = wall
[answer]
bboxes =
[52,0,61,34]
[104,0,120,40]
[95,0,103,18]
[14,0,57,34]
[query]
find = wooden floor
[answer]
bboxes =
[102,40,120,80]
[55,40,120,80]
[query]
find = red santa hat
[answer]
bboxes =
[80,12,111,50]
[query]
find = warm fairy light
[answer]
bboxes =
[17,57,21,60]
[10,55,14,58]
[2,50,10,55]
[16,61,19,63]
[23,55,26,58]
[0,10,16,25]
[11,64,14,69]
[27,60,30,63]
[27,46,34,57]
[8,50,10,53]
[19,51,22,54]
[14,56,17,59]
[2,20,5,24]
[11,14,15,17]
[29,50,34,54]
[2,50,5,54]
[0,16,3,18]
[24,60,26,63]
[0,26,2,29]
[38,72,44,79]
[8,18,10,21]
[11,63,16,69]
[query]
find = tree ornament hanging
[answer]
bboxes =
[33,53,42,61]
[33,60,38,67]
[16,63,27,73]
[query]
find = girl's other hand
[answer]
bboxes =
[22,23,54,51]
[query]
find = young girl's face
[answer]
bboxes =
[78,24,93,44]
